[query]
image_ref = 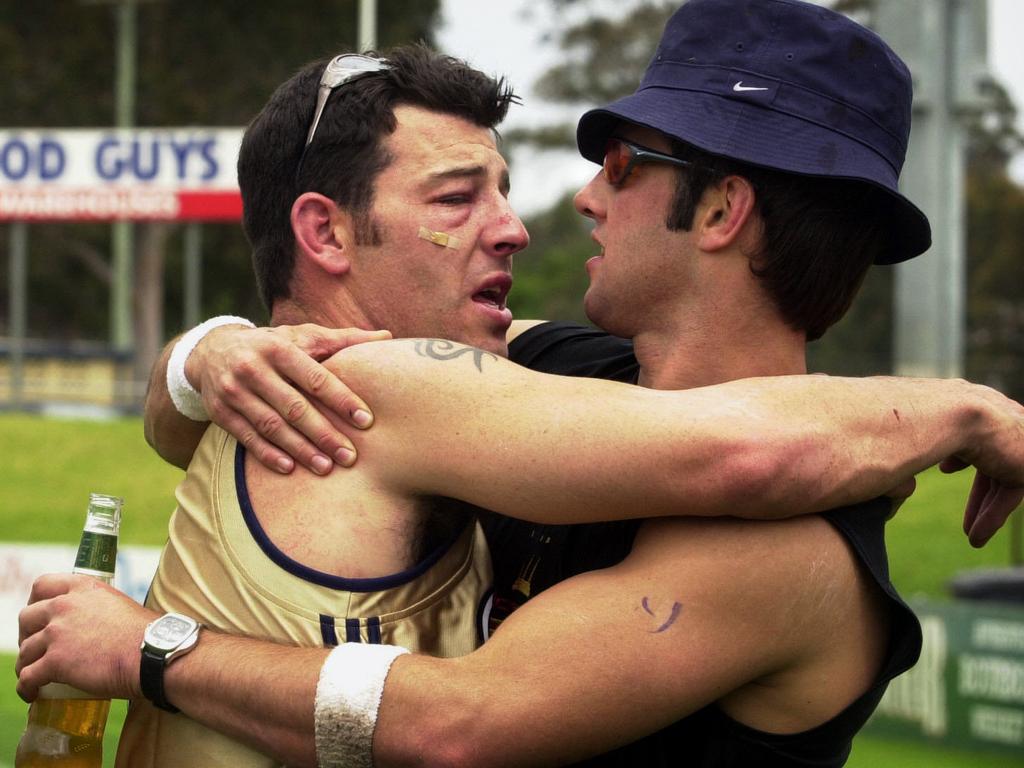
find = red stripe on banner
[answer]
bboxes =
[0,188,242,222]
[176,191,243,221]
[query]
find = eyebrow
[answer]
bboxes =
[420,166,511,196]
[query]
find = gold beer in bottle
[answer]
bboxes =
[15,492,123,768]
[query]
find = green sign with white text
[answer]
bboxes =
[868,598,1024,757]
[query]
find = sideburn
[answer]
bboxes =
[353,209,384,247]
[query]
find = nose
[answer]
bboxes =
[485,196,530,258]
[574,170,606,222]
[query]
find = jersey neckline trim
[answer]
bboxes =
[234,442,462,592]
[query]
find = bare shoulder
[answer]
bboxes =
[320,338,518,410]
[506,319,547,344]
[628,515,892,732]
[324,338,511,379]
[632,514,884,644]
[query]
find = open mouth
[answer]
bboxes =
[473,276,511,309]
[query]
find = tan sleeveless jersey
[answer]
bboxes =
[117,425,492,767]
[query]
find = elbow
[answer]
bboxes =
[717,431,798,518]
[143,407,197,470]
[142,404,160,455]
[411,739,483,768]
[388,718,494,768]
[381,694,503,768]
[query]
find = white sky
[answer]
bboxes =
[436,0,1024,216]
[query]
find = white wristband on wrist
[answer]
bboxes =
[166,315,255,421]
[315,643,410,768]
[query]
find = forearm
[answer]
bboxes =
[723,374,992,515]
[327,342,1022,526]
[143,335,208,469]
[164,631,327,767]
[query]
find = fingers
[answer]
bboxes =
[201,326,391,475]
[939,457,969,474]
[208,398,304,474]
[884,476,917,502]
[16,578,79,701]
[967,482,1024,548]
[26,572,75,606]
[962,472,991,537]
[290,325,392,360]
[277,327,386,430]
[217,355,361,475]
[15,625,48,701]
[18,600,51,653]
[20,574,96,645]
[17,577,155,702]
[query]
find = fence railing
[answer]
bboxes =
[0,338,145,412]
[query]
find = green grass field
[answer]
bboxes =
[1,412,1020,766]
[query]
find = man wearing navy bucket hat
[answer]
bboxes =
[16,2,1024,766]
[474,1,932,764]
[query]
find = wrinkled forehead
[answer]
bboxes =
[384,104,507,179]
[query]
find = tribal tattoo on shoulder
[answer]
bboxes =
[413,339,498,372]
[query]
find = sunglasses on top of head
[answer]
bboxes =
[602,137,692,187]
[296,53,391,181]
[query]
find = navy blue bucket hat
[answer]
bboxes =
[576,0,931,264]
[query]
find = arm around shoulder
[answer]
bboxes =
[143,333,209,469]
[324,338,774,523]
[330,342,1024,527]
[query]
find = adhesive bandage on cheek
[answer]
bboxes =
[314,643,411,768]
[418,225,462,249]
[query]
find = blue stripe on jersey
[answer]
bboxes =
[234,442,465,592]
[367,616,382,644]
[345,617,361,643]
[320,614,339,647]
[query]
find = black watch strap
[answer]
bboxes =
[140,647,179,713]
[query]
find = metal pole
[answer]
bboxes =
[359,0,378,52]
[878,0,986,378]
[183,222,202,328]
[110,0,136,352]
[8,222,27,407]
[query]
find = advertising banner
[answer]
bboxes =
[0,128,243,221]
[869,598,1024,757]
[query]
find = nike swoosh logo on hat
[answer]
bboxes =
[733,82,769,92]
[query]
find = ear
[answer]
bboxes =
[695,176,757,253]
[290,192,354,276]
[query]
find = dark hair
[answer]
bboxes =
[239,43,517,310]
[665,142,892,341]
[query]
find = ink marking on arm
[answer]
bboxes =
[641,597,683,633]
[413,339,497,372]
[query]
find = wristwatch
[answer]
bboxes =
[140,612,201,713]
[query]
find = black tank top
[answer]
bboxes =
[483,321,923,767]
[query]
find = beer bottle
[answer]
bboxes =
[15,492,123,768]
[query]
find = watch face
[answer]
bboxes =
[147,615,196,650]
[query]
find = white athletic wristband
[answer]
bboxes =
[315,643,410,768]
[166,315,255,421]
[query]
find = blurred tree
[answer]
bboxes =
[508,2,674,331]
[532,2,674,106]
[511,191,592,324]
[963,78,1024,402]
[0,0,439,391]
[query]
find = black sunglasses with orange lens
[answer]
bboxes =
[602,138,692,187]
